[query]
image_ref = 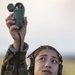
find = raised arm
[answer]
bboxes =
[1,13,28,75]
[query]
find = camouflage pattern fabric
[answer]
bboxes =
[1,43,29,75]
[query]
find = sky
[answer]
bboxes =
[0,0,75,57]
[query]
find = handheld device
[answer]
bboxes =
[7,2,25,28]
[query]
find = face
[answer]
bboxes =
[34,49,59,75]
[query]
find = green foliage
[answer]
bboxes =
[0,57,3,75]
[63,60,75,75]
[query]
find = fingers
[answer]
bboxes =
[24,17,28,28]
[5,13,13,21]
[6,13,28,30]
[6,13,15,28]
[6,13,28,33]
[9,25,20,42]
[10,25,19,33]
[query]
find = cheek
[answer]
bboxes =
[34,61,44,75]
[53,65,59,75]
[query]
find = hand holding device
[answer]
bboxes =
[7,2,25,28]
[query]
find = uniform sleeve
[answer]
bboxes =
[1,43,29,75]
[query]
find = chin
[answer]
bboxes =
[41,72,51,75]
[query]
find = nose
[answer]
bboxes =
[45,61,51,68]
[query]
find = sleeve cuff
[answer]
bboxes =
[3,42,29,64]
[9,42,29,55]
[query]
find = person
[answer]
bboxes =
[1,13,63,75]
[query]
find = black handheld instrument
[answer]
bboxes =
[7,2,25,28]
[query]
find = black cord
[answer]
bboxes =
[17,32,21,75]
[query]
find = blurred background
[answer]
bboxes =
[0,0,75,75]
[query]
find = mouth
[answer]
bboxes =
[42,70,52,74]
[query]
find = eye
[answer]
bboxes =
[40,57,46,62]
[52,60,57,64]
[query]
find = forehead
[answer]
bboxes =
[36,49,59,59]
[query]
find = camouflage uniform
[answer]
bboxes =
[1,43,29,75]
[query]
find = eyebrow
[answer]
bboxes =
[52,56,58,59]
[40,54,47,57]
[40,54,58,59]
